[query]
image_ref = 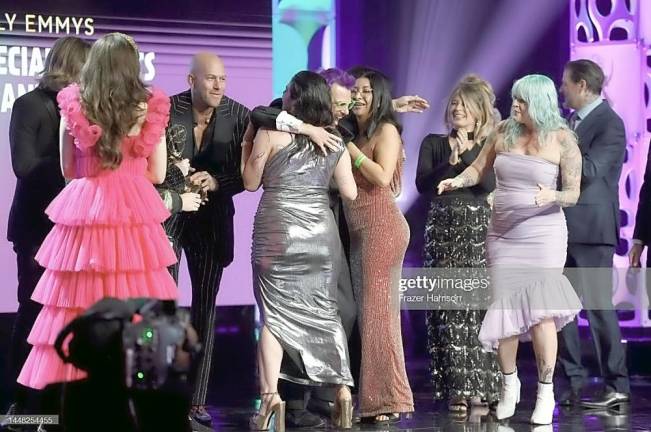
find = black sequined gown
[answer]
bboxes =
[415,134,500,403]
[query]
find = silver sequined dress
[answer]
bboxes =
[252,137,353,386]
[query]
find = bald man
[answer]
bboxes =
[157,53,249,426]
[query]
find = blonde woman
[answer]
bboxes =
[416,75,501,413]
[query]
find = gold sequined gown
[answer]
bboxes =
[343,142,414,417]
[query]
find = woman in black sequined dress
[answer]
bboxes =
[415,75,501,412]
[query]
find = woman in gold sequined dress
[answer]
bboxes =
[343,68,414,423]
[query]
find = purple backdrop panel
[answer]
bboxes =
[0,13,270,312]
[571,0,650,327]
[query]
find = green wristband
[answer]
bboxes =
[354,154,367,169]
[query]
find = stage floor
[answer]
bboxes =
[204,360,651,431]
[1,308,650,431]
[203,309,651,431]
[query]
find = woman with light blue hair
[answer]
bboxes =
[438,74,583,425]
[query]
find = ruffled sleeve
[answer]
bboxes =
[56,84,102,151]
[132,87,171,157]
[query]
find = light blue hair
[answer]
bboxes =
[503,74,569,148]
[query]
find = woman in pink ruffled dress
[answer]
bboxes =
[17,33,177,389]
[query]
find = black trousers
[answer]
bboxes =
[558,243,630,393]
[6,242,44,409]
[166,216,225,406]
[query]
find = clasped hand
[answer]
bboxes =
[304,124,342,155]
[189,171,218,193]
[534,183,556,207]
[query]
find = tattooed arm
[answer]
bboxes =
[242,128,274,191]
[534,130,582,207]
[437,127,499,194]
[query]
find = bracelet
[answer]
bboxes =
[277,110,303,134]
[354,154,367,169]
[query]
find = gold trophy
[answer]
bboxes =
[166,125,207,201]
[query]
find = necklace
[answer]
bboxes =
[194,109,214,127]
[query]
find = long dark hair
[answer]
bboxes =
[286,71,339,153]
[38,37,90,92]
[80,33,150,169]
[287,70,335,127]
[349,67,402,139]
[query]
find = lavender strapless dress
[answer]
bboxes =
[478,153,582,352]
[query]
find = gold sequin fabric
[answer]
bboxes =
[343,148,414,417]
[424,196,501,403]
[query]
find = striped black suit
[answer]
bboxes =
[158,90,249,406]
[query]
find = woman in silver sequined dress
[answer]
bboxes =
[415,75,501,412]
[242,71,358,431]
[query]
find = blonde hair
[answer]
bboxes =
[445,74,496,141]
[79,33,149,169]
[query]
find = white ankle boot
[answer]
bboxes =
[496,371,521,420]
[530,382,555,425]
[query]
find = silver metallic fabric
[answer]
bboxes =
[252,138,353,386]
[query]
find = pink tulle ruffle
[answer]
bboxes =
[36,222,176,272]
[57,85,170,157]
[26,305,84,345]
[57,85,101,151]
[32,268,178,309]
[17,344,87,390]
[132,87,170,157]
[45,174,170,226]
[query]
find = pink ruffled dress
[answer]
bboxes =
[17,84,178,389]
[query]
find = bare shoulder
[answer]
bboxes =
[256,128,292,145]
[491,122,507,152]
[377,122,401,140]
[255,128,284,139]
[493,136,506,153]
[371,123,402,153]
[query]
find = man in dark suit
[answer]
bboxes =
[559,59,630,408]
[4,37,90,420]
[629,140,651,304]
[157,53,249,426]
